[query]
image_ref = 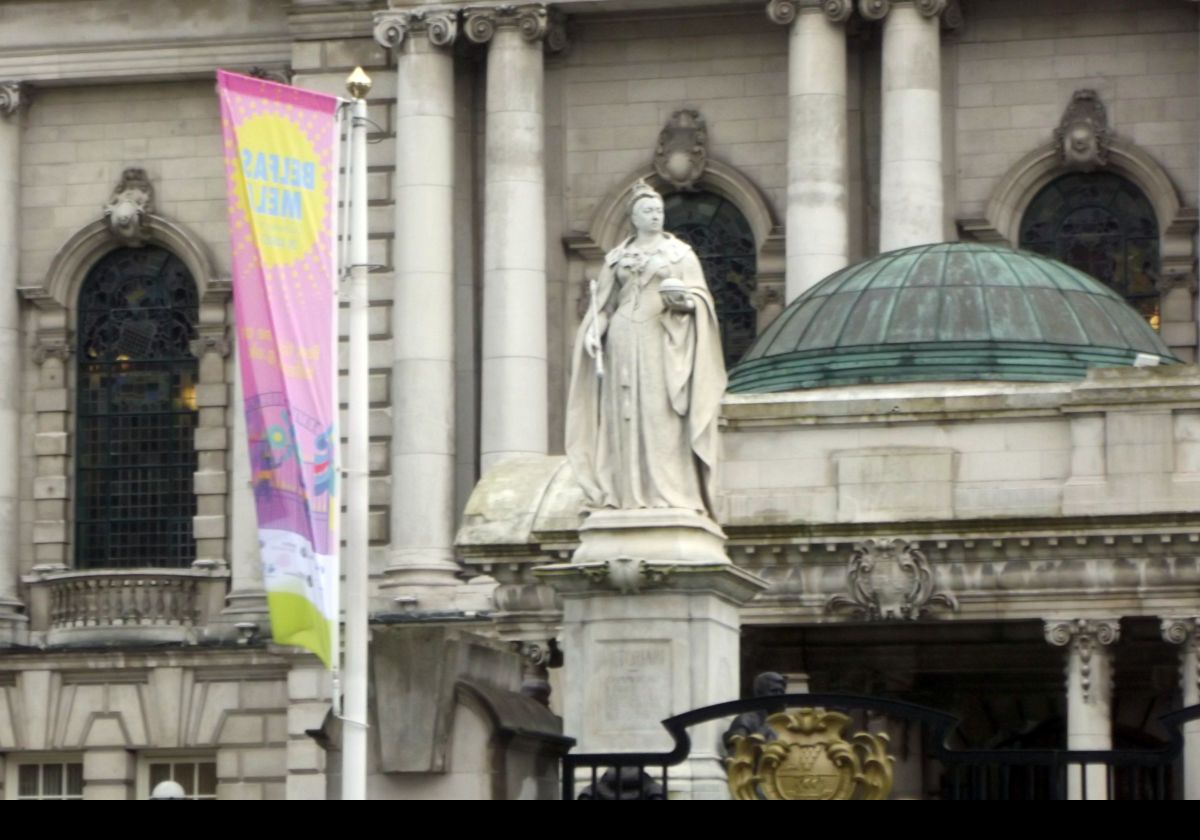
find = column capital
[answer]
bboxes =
[1163,617,1200,698]
[0,81,28,119]
[374,7,459,50]
[189,329,231,360]
[463,4,567,51]
[1045,618,1120,702]
[857,0,959,22]
[1162,617,1200,646]
[766,0,853,25]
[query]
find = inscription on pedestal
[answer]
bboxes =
[594,640,671,738]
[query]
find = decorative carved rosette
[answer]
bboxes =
[464,4,556,45]
[0,81,26,118]
[375,8,460,49]
[1044,619,1120,702]
[767,0,852,25]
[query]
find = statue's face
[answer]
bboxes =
[1064,124,1098,167]
[630,196,664,235]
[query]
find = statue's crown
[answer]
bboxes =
[626,178,661,214]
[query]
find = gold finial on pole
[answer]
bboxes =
[346,66,372,100]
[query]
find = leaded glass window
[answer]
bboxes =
[664,191,758,366]
[76,247,199,569]
[1019,172,1161,327]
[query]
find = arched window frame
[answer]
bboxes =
[565,162,785,364]
[19,213,232,574]
[960,137,1198,361]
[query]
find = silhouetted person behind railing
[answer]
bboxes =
[721,671,788,750]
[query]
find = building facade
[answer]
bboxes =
[0,0,1197,798]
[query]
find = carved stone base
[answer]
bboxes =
[535,514,766,799]
[570,508,730,568]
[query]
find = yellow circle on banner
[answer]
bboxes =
[234,114,327,267]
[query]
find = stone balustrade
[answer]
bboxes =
[24,568,228,645]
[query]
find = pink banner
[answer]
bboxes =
[218,70,341,666]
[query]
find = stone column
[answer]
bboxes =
[465,4,560,472]
[221,348,268,623]
[0,83,25,642]
[767,0,851,300]
[1162,618,1200,800]
[374,8,463,605]
[1045,618,1120,800]
[859,0,947,252]
[189,330,230,569]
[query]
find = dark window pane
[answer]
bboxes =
[18,765,38,797]
[1020,173,1160,329]
[66,763,84,796]
[664,191,758,366]
[76,247,199,569]
[198,762,218,796]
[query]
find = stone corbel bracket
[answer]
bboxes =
[826,538,959,620]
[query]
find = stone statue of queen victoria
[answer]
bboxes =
[566,180,727,520]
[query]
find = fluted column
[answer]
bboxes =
[1162,618,1200,800]
[1045,619,1120,800]
[0,83,26,642]
[374,9,463,600]
[859,0,946,251]
[465,4,562,472]
[768,0,851,300]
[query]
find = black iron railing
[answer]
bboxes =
[561,693,1200,800]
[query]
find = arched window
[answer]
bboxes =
[1019,172,1161,327]
[76,246,199,568]
[664,191,758,366]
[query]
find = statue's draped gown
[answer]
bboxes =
[566,232,727,517]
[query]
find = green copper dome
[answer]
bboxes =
[727,242,1176,394]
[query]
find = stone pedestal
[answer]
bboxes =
[537,509,766,799]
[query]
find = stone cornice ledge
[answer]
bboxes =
[723,366,1200,429]
[0,36,292,85]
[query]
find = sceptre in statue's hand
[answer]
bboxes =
[587,276,605,378]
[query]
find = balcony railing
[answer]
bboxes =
[24,567,227,644]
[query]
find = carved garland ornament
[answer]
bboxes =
[826,539,958,620]
[727,708,894,800]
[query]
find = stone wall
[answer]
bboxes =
[954,0,1199,217]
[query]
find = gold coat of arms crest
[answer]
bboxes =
[726,708,894,800]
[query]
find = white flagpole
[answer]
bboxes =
[342,66,372,802]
